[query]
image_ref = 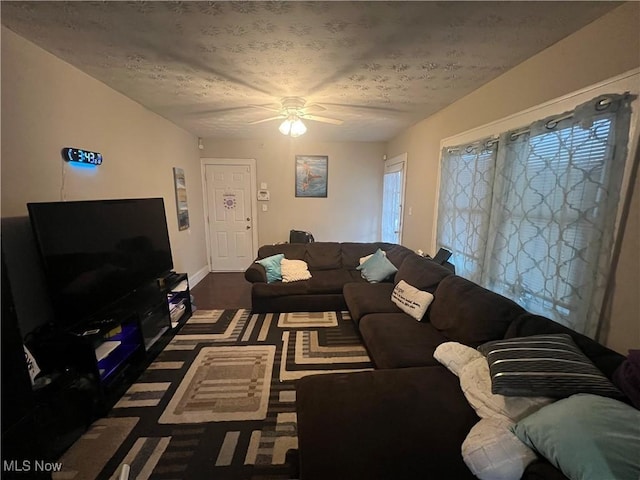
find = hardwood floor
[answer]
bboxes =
[190,272,252,310]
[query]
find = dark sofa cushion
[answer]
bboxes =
[394,253,453,292]
[257,243,307,260]
[384,243,416,269]
[343,282,400,325]
[359,313,448,368]
[296,366,479,480]
[252,293,346,313]
[340,242,387,269]
[252,280,309,298]
[348,269,368,282]
[304,242,342,270]
[430,275,525,347]
[307,269,357,294]
[244,262,267,283]
[505,313,626,380]
[613,351,640,409]
[522,459,570,480]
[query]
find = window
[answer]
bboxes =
[437,94,633,337]
[381,154,407,244]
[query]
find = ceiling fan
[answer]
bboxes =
[248,97,343,137]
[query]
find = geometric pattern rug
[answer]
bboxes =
[53,309,372,480]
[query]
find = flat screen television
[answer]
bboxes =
[27,198,174,331]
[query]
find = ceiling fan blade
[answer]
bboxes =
[188,106,255,117]
[249,103,282,113]
[302,114,344,125]
[302,103,327,113]
[320,102,405,113]
[248,115,285,125]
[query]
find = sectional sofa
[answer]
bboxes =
[245,242,637,480]
[244,242,425,312]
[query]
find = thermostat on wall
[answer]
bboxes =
[257,190,270,201]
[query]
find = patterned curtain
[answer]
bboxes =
[436,139,497,283]
[437,94,633,338]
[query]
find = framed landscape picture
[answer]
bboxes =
[295,155,328,197]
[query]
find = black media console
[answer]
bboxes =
[5,198,196,466]
[67,271,193,408]
[7,271,192,465]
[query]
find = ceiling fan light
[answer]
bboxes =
[278,116,307,137]
[290,118,307,137]
[278,118,293,135]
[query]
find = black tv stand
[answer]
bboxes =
[89,317,118,327]
[75,313,145,390]
[17,273,193,462]
[163,270,181,283]
[73,273,192,401]
[161,272,192,328]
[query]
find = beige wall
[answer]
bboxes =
[387,2,640,353]
[602,161,640,353]
[200,138,385,246]
[1,27,208,306]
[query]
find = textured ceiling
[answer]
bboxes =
[1,1,621,142]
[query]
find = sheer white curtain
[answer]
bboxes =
[437,94,633,337]
[436,139,497,283]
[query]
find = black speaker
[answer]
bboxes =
[432,248,453,265]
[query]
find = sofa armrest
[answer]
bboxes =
[245,263,267,283]
[296,367,479,480]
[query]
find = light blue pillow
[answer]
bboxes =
[356,248,397,283]
[256,254,285,283]
[512,393,640,480]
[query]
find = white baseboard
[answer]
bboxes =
[189,265,210,287]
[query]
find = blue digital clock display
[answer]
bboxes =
[62,147,103,166]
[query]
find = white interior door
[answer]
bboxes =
[381,153,407,244]
[205,163,255,271]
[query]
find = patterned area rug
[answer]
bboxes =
[53,309,371,480]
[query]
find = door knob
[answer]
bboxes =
[246,217,250,221]
[246,225,251,230]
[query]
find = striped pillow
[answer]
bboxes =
[477,334,622,398]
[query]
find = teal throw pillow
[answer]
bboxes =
[512,393,640,480]
[256,254,285,283]
[357,248,397,283]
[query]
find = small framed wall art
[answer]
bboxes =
[173,167,190,230]
[295,155,328,198]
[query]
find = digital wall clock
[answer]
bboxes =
[62,147,103,166]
